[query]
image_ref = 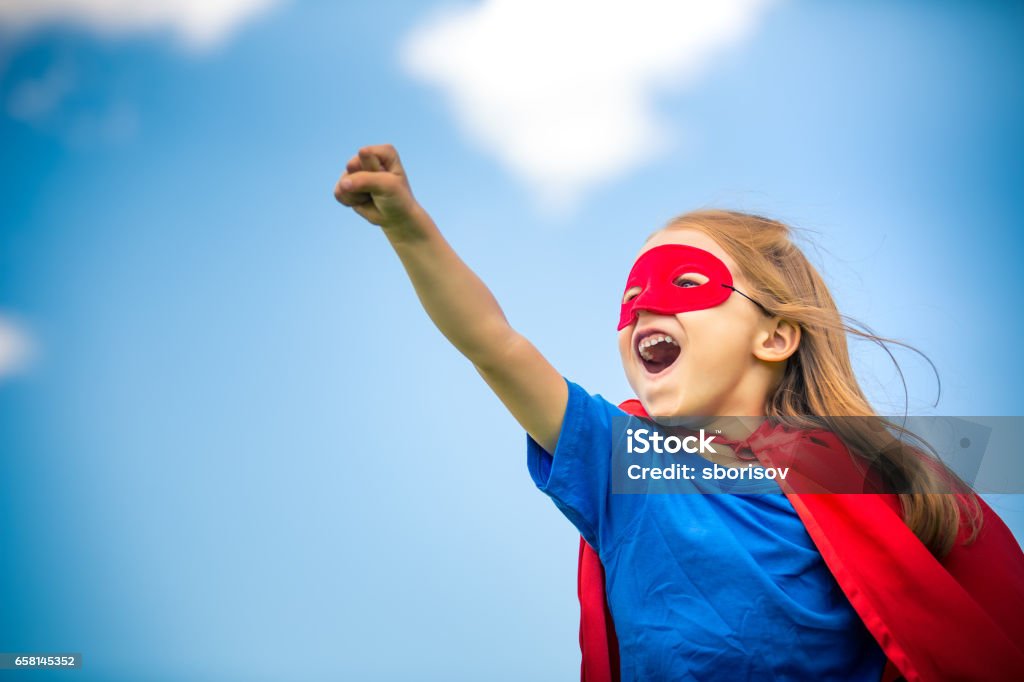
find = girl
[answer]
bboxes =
[334,144,1024,681]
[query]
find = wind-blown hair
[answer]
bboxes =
[656,209,981,558]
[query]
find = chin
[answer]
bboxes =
[637,385,717,423]
[630,372,683,416]
[637,391,684,420]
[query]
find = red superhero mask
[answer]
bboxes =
[618,244,736,331]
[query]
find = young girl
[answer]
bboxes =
[334,144,1024,681]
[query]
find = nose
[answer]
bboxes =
[635,309,678,326]
[621,304,667,331]
[631,290,661,315]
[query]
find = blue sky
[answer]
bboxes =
[1,1,1023,680]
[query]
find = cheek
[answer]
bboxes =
[677,312,750,370]
[617,332,633,363]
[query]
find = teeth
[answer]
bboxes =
[637,334,679,361]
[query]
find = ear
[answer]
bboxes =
[752,317,800,363]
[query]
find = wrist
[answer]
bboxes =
[382,204,436,247]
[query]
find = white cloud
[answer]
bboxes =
[0,0,282,51]
[0,314,35,380]
[400,0,779,213]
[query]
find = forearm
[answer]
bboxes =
[336,144,568,452]
[386,208,515,366]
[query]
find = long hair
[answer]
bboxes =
[658,209,981,558]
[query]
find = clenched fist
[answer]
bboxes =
[334,144,427,238]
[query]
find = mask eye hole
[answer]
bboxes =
[674,272,709,288]
[622,286,642,304]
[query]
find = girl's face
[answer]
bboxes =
[617,228,778,419]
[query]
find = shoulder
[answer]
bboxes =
[563,378,628,413]
[560,378,631,429]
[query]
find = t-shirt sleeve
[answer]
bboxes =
[526,377,623,550]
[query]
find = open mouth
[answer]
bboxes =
[636,330,682,374]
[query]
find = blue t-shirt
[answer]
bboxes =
[527,378,887,681]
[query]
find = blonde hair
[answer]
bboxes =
[656,208,981,558]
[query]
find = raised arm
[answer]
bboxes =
[334,144,567,453]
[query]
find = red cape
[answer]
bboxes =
[577,399,1024,682]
